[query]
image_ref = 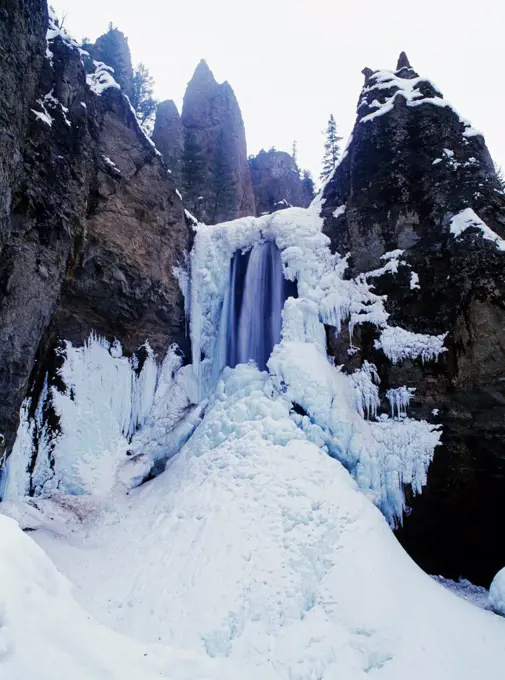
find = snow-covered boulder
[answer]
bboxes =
[490,567,505,616]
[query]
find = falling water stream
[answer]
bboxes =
[226,241,291,371]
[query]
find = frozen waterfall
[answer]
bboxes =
[227,241,292,371]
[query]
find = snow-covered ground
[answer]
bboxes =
[1,363,503,679]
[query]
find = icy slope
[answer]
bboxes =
[30,365,505,680]
[0,515,218,680]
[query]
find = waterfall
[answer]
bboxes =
[226,241,290,371]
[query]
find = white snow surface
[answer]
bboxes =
[3,363,504,679]
[0,514,217,680]
[410,271,420,290]
[450,207,505,251]
[431,575,492,612]
[86,61,120,95]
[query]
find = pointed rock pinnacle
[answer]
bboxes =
[396,52,412,71]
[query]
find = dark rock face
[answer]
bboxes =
[87,27,134,99]
[321,55,505,585]
[249,150,312,215]
[152,100,183,185]
[181,60,256,224]
[0,3,189,458]
[0,0,46,240]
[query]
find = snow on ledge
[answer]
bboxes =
[86,61,120,95]
[375,326,448,364]
[450,208,505,252]
[359,69,484,141]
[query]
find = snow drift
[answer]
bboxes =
[14,363,505,680]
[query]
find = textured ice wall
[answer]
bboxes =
[2,338,196,499]
[189,203,444,523]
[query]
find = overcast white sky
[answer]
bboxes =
[53,0,505,182]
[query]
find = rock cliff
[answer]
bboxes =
[0,2,190,461]
[181,60,256,224]
[152,99,183,185]
[249,149,312,214]
[321,52,505,585]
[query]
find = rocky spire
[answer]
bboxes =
[396,51,412,70]
[320,56,505,587]
[181,60,255,224]
[89,27,134,99]
[395,51,417,79]
[152,100,183,185]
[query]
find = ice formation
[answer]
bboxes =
[186,201,445,523]
[386,386,416,418]
[374,325,447,364]
[3,189,451,525]
[1,338,196,499]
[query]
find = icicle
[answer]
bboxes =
[386,386,416,418]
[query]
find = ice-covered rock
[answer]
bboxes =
[490,567,505,617]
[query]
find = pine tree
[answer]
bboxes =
[131,63,158,130]
[301,170,315,203]
[212,129,237,221]
[320,114,342,182]
[292,140,298,167]
[182,130,206,219]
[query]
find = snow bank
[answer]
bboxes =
[31,364,505,680]
[0,514,220,680]
[431,575,492,612]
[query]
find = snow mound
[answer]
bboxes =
[30,364,505,679]
[0,514,217,680]
[490,567,505,617]
[431,575,492,611]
